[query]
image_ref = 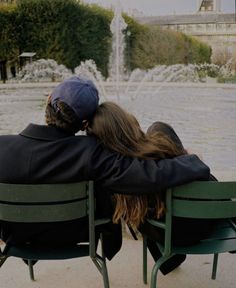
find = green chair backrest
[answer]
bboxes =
[0,181,111,287]
[0,182,90,223]
[170,181,236,219]
[143,181,236,287]
[150,181,236,256]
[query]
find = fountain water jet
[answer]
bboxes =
[16,59,72,82]
[74,60,108,100]
[108,0,127,100]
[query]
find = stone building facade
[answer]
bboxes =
[137,13,236,64]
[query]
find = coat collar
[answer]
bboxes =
[20,123,74,141]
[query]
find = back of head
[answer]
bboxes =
[147,121,185,153]
[88,101,144,156]
[46,76,99,133]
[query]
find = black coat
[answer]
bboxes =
[0,124,210,259]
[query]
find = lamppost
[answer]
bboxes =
[235,0,236,22]
[126,30,131,75]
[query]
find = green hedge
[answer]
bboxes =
[130,26,211,70]
[0,4,18,62]
[0,0,211,77]
[15,0,112,75]
[0,0,112,76]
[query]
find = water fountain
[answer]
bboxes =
[16,59,72,82]
[108,0,127,99]
[14,10,233,102]
[14,2,235,103]
[15,0,231,101]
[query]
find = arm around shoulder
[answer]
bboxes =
[99,153,210,195]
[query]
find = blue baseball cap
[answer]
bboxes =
[50,76,99,122]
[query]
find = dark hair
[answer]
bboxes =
[45,100,82,133]
[88,102,182,159]
[147,121,185,153]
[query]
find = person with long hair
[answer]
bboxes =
[88,101,214,274]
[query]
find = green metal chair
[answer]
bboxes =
[0,181,110,288]
[143,181,236,288]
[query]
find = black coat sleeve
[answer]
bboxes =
[88,144,210,195]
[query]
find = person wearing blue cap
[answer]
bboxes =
[49,76,99,132]
[0,76,210,264]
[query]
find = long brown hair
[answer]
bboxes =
[88,102,185,227]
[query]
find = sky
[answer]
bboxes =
[82,0,236,16]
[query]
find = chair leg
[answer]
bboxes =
[100,234,110,288]
[143,235,148,284]
[0,254,8,268]
[211,253,218,280]
[28,260,35,281]
[150,255,173,288]
[91,255,110,288]
[101,259,109,288]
